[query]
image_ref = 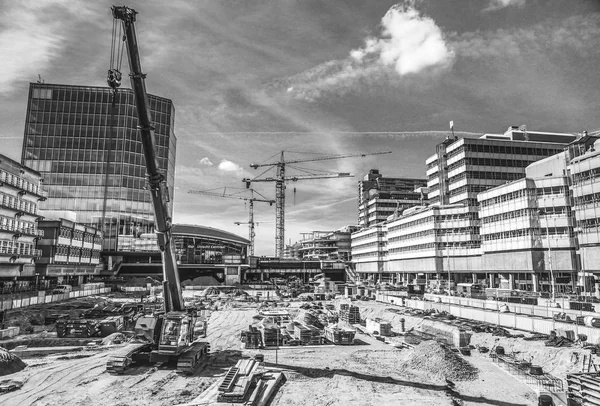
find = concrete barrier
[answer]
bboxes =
[12,299,22,309]
[29,297,37,306]
[396,298,600,344]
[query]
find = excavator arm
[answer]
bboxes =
[110,6,183,313]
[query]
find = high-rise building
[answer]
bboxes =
[426,127,576,206]
[358,170,426,228]
[21,83,176,252]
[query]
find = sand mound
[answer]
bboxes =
[401,341,479,381]
[0,347,27,376]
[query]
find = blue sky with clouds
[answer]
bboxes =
[1,0,600,255]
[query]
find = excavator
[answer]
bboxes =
[105,5,209,374]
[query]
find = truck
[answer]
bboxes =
[105,5,209,374]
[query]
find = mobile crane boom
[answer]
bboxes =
[109,6,182,313]
[106,6,209,375]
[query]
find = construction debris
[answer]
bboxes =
[401,341,479,381]
[0,347,26,377]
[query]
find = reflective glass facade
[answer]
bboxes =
[21,83,176,251]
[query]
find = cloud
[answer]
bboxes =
[484,0,526,12]
[275,1,453,102]
[451,14,600,60]
[218,159,243,172]
[198,157,213,166]
[0,1,101,94]
[351,2,454,75]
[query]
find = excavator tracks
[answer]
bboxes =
[176,342,211,375]
[106,343,152,374]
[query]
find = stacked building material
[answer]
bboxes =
[567,372,600,406]
[294,323,312,344]
[56,319,100,338]
[365,318,392,336]
[324,325,356,345]
[240,325,262,349]
[257,320,283,347]
[418,319,471,348]
[339,304,361,324]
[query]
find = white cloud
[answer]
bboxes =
[351,2,454,76]
[218,159,243,172]
[280,1,453,102]
[484,0,526,12]
[198,157,213,166]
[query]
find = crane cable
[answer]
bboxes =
[102,15,125,240]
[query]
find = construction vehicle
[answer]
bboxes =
[243,150,391,257]
[105,5,209,374]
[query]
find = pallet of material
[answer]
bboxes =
[566,373,600,406]
[339,305,361,324]
[241,325,262,349]
[324,326,355,345]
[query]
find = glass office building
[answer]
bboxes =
[21,83,176,251]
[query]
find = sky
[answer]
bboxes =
[1,0,600,255]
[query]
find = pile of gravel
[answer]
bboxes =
[401,341,479,381]
[0,347,26,376]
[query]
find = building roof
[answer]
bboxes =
[172,224,250,245]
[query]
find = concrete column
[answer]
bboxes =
[472,273,477,284]
[489,274,494,289]
[508,274,514,290]
[595,282,600,299]
[532,274,538,293]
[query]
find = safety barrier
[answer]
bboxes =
[423,294,599,319]
[0,287,111,310]
[377,294,600,344]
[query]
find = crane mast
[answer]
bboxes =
[243,150,391,257]
[110,6,183,313]
[187,189,274,256]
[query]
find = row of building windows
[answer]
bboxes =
[449,184,489,197]
[351,232,385,243]
[479,188,534,207]
[352,241,386,250]
[0,240,37,256]
[0,171,40,195]
[447,143,563,160]
[32,86,170,110]
[0,216,37,235]
[573,192,600,207]
[388,241,481,254]
[482,227,573,241]
[572,166,600,184]
[388,216,433,232]
[352,252,387,260]
[58,227,101,244]
[0,193,37,215]
[388,227,481,243]
[55,245,100,257]
[449,170,524,184]
[448,157,532,172]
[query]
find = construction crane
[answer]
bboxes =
[187,188,274,256]
[243,150,392,257]
[105,5,209,374]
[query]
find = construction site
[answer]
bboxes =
[3,2,600,406]
[2,278,600,406]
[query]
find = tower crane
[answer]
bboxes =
[187,188,274,256]
[242,150,392,257]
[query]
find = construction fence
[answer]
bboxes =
[0,286,111,311]
[376,293,600,344]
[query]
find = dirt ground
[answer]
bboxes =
[0,297,551,406]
